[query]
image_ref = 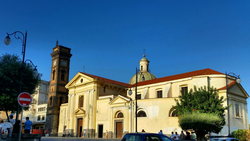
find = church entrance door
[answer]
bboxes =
[98,124,103,138]
[77,118,83,137]
[116,122,122,138]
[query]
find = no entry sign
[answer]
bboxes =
[17,92,32,107]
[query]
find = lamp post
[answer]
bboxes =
[4,31,27,122]
[128,67,145,132]
[4,31,38,141]
[4,31,27,121]
[225,72,241,136]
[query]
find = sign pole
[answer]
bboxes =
[18,107,23,141]
[17,92,32,141]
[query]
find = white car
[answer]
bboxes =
[209,137,239,141]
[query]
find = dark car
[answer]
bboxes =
[121,133,173,141]
[209,137,239,141]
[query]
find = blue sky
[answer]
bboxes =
[1,1,250,122]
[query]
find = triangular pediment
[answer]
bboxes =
[228,84,249,98]
[74,108,85,115]
[109,95,130,105]
[66,72,94,88]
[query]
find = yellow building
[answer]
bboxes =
[58,55,249,138]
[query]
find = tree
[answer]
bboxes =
[173,86,228,140]
[0,54,40,120]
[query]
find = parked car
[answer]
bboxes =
[121,133,173,141]
[209,137,239,141]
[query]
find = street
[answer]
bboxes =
[41,137,121,141]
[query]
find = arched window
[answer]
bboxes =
[61,69,66,81]
[137,111,147,117]
[52,70,55,80]
[49,96,53,106]
[116,112,124,118]
[79,96,84,108]
[169,108,178,117]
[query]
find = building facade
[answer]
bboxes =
[57,55,249,138]
[22,80,50,129]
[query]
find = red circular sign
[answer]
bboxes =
[17,92,32,107]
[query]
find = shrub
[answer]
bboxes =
[231,129,250,141]
[179,112,224,140]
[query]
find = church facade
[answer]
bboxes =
[55,54,248,138]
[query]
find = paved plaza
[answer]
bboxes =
[41,137,120,141]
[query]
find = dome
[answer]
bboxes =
[140,54,149,62]
[140,57,148,62]
[129,72,157,84]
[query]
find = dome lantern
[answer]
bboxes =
[129,54,156,84]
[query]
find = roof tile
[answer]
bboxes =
[132,68,224,87]
[81,72,131,87]
[218,80,236,90]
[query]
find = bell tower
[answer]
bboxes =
[45,41,72,136]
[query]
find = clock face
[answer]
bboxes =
[53,60,57,66]
[62,60,67,66]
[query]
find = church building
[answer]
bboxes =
[47,44,248,138]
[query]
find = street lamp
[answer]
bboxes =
[25,59,39,78]
[4,31,27,122]
[128,67,145,132]
[225,72,241,136]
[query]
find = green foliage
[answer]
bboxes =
[0,54,40,113]
[231,129,250,141]
[174,86,228,140]
[179,112,224,133]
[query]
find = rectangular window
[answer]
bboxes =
[157,90,162,98]
[181,86,188,95]
[37,115,41,121]
[103,86,106,93]
[42,116,45,120]
[137,94,141,100]
[79,96,84,108]
[235,104,240,117]
[38,107,45,112]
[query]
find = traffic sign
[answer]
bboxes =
[17,92,32,107]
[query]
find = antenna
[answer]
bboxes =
[143,49,146,55]
[83,66,85,72]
